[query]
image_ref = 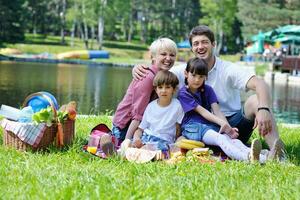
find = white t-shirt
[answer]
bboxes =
[170,57,255,116]
[139,98,184,143]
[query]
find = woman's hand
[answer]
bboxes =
[132,138,143,148]
[132,64,149,80]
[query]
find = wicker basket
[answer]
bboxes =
[2,92,75,151]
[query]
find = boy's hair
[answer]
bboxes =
[149,37,177,59]
[185,58,208,85]
[188,25,215,46]
[153,71,179,89]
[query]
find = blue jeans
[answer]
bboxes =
[181,122,218,141]
[111,124,128,142]
[226,109,254,144]
[141,133,169,151]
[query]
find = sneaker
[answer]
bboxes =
[250,139,262,163]
[268,139,285,161]
[100,134,115,157]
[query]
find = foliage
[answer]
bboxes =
[237,0,300,41]
[0,115,299,199]
[0,0,25,43]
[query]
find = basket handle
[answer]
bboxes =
[23,92,58,122]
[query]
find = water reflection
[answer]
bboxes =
[0,61,299,123]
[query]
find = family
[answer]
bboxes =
[110,25,285,163]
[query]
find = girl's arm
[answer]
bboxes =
[211,102,228,123]
[194,105,227,127]
[210,103,239,138]
[125,119,140,139]
[175,123,181,139]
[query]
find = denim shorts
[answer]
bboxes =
[141,133,169,151]
[181,122,219,141]
[111,124,128,142]
[226,109,254,144]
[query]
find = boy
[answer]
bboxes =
[112,38,178,143]
[132,71,184,150]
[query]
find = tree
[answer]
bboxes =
[200,0,237,55]
[237,0,300,41]
[0,0,25,43]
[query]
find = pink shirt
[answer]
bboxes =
[112,65,159,129]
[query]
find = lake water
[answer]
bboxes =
[0,61,299,124]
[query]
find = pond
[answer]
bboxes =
[0,61,300,124]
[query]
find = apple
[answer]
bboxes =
[67,107,76,120]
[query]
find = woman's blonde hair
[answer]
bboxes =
[149,37,177,59]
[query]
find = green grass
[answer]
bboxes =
[255,63,269,77]
[0,115,299,199]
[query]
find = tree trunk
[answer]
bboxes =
[82,1,89,49]
[127,1,134,42]
[98,17,104,49]
[91,26,95,49]
[70,20,76,47]
[60,0,66,44]
[97,0,106,50]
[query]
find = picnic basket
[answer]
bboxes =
[2,92,75,151]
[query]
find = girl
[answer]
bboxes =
[177,57,268,163]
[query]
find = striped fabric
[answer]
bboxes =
[1,119,47,147]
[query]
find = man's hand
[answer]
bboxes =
[219,122,239,139]
[253,109,272,136]
[132,64,149,80]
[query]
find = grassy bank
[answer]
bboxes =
[3,34,244,65]
[0,115,299,199]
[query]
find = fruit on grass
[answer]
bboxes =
[176,139,205,150]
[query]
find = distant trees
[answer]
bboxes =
[1,0,299,53]
[0,0,25,43]
[237,0,300,40]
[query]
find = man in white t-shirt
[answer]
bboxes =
[133,25,285,159]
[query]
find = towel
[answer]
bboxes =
[1,119,47,147]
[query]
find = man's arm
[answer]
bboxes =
[132,64,150,80]
[246,76,273,135]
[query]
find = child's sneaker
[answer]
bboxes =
[249,139,262,163]
[100,134,115,157]
[268,138,285,161]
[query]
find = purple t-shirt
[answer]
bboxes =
[177,85,218,126]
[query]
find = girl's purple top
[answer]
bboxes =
[177,84,218,126]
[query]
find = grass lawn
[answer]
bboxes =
[0,116,299,199]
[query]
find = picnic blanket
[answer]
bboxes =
[1,119,47,147]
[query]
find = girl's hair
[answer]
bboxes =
[153,70,179,88]
[149,37,177,59]
[184,57,208,85]
[185,57,209,108]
